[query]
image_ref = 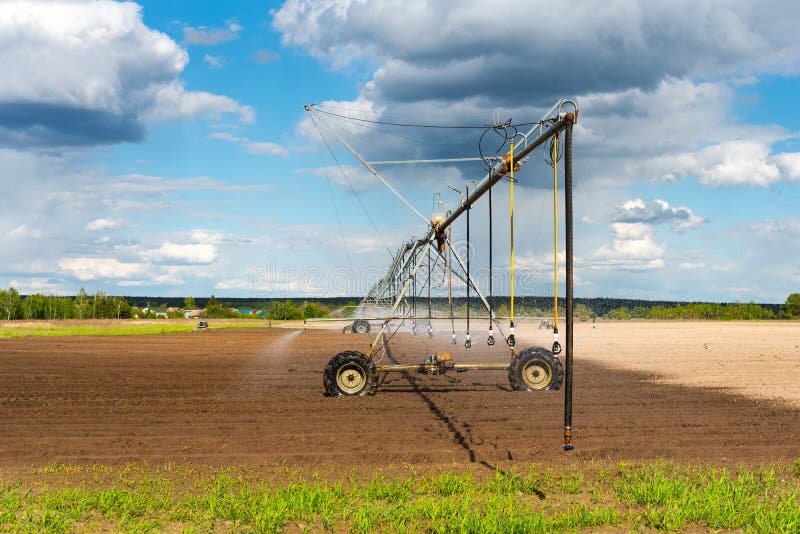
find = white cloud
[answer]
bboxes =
[8,278,66,295]
[613,198,704,231]
[214,278,251,290]
[183,21,242,45]
[188,230,226,245]
[275,0,800,99]
[774,152,800,181]
[678,261,707,270]
[209,132,288,157]
[658,140,782,187]
[145,82,254,123]
[0,1,253,147]
[85,218,125,231]
[59,257,142,281]
[6,223,42,239]
[244,141,289,157]
[589,223,665,271]
[142,242,218,265]
[203,54,223,69]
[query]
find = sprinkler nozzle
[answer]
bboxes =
[563,427,574,451]
[487,330,495,347]
[465,332,471,350]
[427,324,433,338]
[451,333,457,345]
[552,327,561,354]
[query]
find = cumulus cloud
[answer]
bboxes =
[59,257,142,281]
[589,223,665,271]
[613,198,704,231]
[183,20,242,45]
[275,0,800,102]
[281,1,800,198]
[0,1,253,147]
[144,82,254,123]
[142,242,218,265]
[657,140,786,187]
[774,152,800,181]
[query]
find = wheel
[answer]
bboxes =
[352,320,370,334]
[508,347,563,391]
[323,351,378,396]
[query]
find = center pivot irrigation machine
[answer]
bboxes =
[305,99,578,450]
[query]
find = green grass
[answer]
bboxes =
[0,320,271,339]
[1,460,798,532]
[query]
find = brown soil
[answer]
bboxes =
[0,323,798,468]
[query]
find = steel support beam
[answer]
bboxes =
[365,244,431,358]
[563,115,575,451]
[433,115,570,236]
[445,241,507,340]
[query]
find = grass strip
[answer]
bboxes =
[0,321,271,339]
[1,460,798,532]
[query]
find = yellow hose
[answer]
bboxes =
[553,135,558,330]
[509,141,515,325]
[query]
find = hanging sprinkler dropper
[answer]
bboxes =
[487,165,495,348]
[551,134,562,355]
[465,180,477,350]
[507,141,516,349]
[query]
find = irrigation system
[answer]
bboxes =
[306,99,578,450]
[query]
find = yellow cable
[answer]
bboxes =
[509,141,515,325]
[553,135,558,329]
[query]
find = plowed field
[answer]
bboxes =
[1,322,798,468]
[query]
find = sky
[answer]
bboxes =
[1,0,799,303]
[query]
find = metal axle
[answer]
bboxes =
[376,362,511,373]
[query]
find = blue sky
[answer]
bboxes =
[1,0,799,303]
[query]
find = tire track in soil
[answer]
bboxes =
[382,338,496,470]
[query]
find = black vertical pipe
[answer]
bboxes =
[563,113,575,451]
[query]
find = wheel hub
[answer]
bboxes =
[336,364,367,394]
[522,360,551,389]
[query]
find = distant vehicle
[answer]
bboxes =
[197,321,209,330]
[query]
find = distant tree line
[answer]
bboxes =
[1,287,796,321]
[0,288,132,320]
[603,294,800,320]
[0,288,333,321]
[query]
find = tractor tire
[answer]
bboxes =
[508,346,563,391]
[323,351,378,396]
[352,320,370,334]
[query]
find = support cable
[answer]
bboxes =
[311,105,539,129]
[307,112,393,258]
[312,121,353,272]
[307,107,429,224]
